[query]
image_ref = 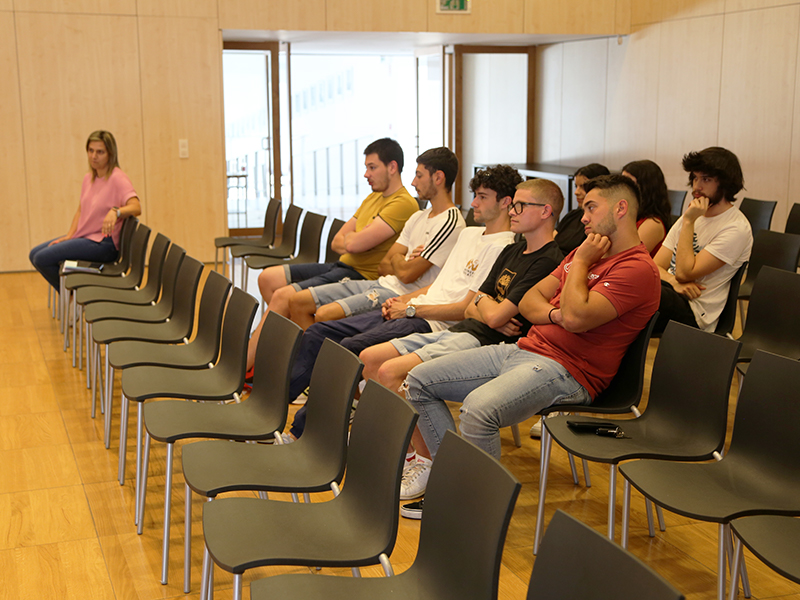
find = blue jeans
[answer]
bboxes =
[29,236,118,290]
[404,344,591,460]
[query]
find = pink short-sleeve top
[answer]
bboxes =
[72,168,138,248]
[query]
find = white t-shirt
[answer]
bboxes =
[378,206,465,296]
[409,226,515,331]
[664,206,752,330]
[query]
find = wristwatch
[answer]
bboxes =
[405,305,416,318]
[473,293,486,306]
[113,207,121,218]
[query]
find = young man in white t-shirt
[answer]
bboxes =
[286,147,466,329]
[653,147,752,332]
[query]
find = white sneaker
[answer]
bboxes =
[400,457,431,500]
[529,418,542,439]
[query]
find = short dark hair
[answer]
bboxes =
[574,163,610,180]
[622,159,671,225]
[364,138,404,173]
[469,164,523,202]
[682,147,744,202]
[584,173,640,216]
[416,147,459,191]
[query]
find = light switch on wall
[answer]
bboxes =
[179,139,189,159]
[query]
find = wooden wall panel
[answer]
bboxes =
[137,0,218,18]
[428,0,521,34]
[0,13,31,271]
[718,6,800,227]
[725,0,800,14]
[559,39,608,167]
[654,15,723,190]
[615,0,632,34]
[788,20,800,231]
[218,0,325,31]
[631,0,663,25]
[13,0,135,14]
[137,16,225,262]
[15,12,145,254]
[525,0,617,34]
[604,26,660,169]
[660,0,725,20]
[328,0,426,32]
[532,44,563,163]
[0,1,12,11]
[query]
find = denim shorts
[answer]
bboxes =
[309,280,398,315]
[391,330,480,362]
[285,261,364,291]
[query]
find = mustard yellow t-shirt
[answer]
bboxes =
[340,186,419,279]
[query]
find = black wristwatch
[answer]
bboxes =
[405,305,416,318]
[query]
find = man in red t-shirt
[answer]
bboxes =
[399,174,660,508]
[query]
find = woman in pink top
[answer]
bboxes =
[622,160,671,257]
[29,131,142,289]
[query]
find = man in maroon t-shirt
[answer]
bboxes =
[399,174,660,508]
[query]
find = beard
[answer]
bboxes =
[707,188,726,205]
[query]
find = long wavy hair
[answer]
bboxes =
[622,159,671,225]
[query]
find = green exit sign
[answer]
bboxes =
[437,0,471,14]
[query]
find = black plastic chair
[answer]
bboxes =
[230,204,303,288]
[785,202,800,235]
[735,266,800,376]
[181,338,363,593]
[91,257,204,448]
[245,210,327,271]
[619,350,800,600]
[729,515,800,599]
[736,230,800,326]
[214,197,280,274]
[324,218,346,264]
[248,431,521,600]
[739,197,777,236]
[544,322,741,546]
[119,287,257,528]
[527,511,684,600]
[199,380,418,600]
[667,189,686,217]
[713,261,747,337]
[533,312,658,554]
[141,312,303,586]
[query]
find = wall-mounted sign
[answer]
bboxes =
[437,0,471,14]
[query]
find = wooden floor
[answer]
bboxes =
[1,269,798,600]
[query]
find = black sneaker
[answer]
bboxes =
[400,499,423,520]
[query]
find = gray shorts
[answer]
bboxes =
[391,330,480,362]
[309,280,398,316]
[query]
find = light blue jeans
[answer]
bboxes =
[308,279,397,315]
[404,344,591,460]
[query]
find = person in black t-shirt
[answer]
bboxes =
[554,163,610,255]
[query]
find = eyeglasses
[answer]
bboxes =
[510,201,548,215]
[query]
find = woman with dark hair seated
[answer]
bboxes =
[621,159,671,257]
[554,163,610,255]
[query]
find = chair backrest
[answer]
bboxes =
[249,312,304,428]
[465,207,479,227]
[189,269,233,364]
[293,211,327,263]
[738,266,800,361]
[582,311,658,414]
[163,256,204,339]
[643,322,741,458]
[667,189,686,217]
[324,218,346,263]
[271,204,303,256]
[416,197,429,210]
[214,287,258,391]
[152,243,186,317]
[103,217,138,275]
[740,197,777,236]
[139,233,171,296]
[785,202,800,235]
[121,223,152,286]
[301,339,364,483]
[527,510,684,600]
[714,261,748,336]
[337,380,418,560]
[413,431,521,600]
[740,229,800,294]
[726,351,800,505]
[258,198,281,246]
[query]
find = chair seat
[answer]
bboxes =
[92,318,191,345]
[229,244,292,259]
[251,569,429,600]
[144,399,282,444]
[545,414,724,464]
[214,235,265,248]
[76,284,158,306]
[84,300,171,323]
[620,458,800,524]
[203,496,391,573]
[245,253,305,270]
[182,439,342,496]
[121,364,241,401]
[731,515,800,584]
[108,339,217,370]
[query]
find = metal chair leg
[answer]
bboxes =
[656,504,666,531]
[621,478,631,549]
[161,442,174,583]
[582,458,591,487]
[607,464,617,541]
[533,426,553,555]
[233,573,242,600]
[135,404,145,530]
[71,293,77,366]
[567,452,579,485]
[184,483,192,594]
[118,394,129,485]
[646,497,656,537]
[718,524,729,600]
